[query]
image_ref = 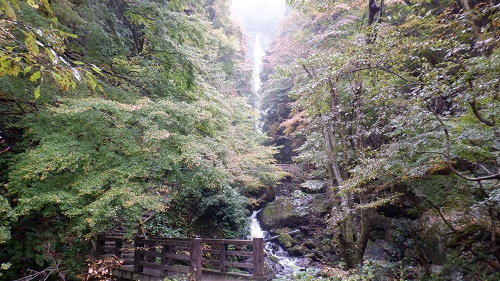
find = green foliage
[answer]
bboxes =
[0,1,110,100]
[0,0,281,278]
[166,186,250,238]
[8,98,161,235]
[0,196,13,244]
[262,0,500,274]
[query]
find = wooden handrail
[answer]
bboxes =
[97,235,266,281]
[95,234,126,257]
[275,164,304,175]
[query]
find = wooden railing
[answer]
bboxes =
[201,238,264,278]
[96,235,266,281]
[275,164,303,176]
[96,235,124,257]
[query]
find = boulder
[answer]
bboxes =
[290,245,309,256]
[300,180,326,194]
[303,239,316,250]
[259,191,331,229]
[277,233,296,249]
[363,239,390,260]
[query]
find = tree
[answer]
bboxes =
[0,0,281,278]
[0,0,108,100]
[274,0,387,267]
[267,0,499,274]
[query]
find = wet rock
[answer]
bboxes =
[277,233,296,249]
[303,239,316,250]
[259,191,331,229]
[304,253,316,259]
[311,249,324,260]
[300,180,326,194]
[295,258,313,268]
[264,257,279,279]
[290,245,308,256]
[268,255,280,264]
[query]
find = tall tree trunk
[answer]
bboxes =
[324,79,370,268]
[368,0,381,25]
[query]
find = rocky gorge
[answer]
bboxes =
[255,174,480,279]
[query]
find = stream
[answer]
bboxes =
[250,210,307,279]
[249,31,309,280]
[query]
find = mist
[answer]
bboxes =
[230,0,287,50]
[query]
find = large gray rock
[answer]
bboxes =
[364,239,390,260]
[300,180,326,194]
[259,191,331,229]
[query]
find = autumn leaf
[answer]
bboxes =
[34,84,41,99]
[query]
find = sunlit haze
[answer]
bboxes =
[230,0,287,49]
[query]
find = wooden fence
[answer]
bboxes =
[96,235,266,281]
[275,164,301,175]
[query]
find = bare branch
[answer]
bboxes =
[469,100,495,126]
[301,63,314,79]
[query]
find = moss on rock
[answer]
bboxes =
[259,193,331,229]
[290,245,308,256]
[277,233,296,249]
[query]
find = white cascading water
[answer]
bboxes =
[252,33,265,94]
[252,33,265,133]
[249,210,305,278]
[249,31,307,279]
[250,209,265,238]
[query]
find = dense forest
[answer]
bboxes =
[0,0,281,279]
[259,0,499,279]
[0,0,499,280]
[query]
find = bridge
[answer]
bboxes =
[96,235,267,281]
[274,164,303,176]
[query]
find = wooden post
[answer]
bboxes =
[114,240,122,257]
[166,244,173,266]
[252,238,264,277]
[95,235,104,257]
[189,238,203,281]
[160,246,166,278]
[220,242,226,272]
[134,237,143,273]
[133,250,141,273]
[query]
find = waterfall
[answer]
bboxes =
[250,209,265,238]
[252,33,265,94]
[248,25,308,281]
[249,210,306,278]
[252,33,265,133]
